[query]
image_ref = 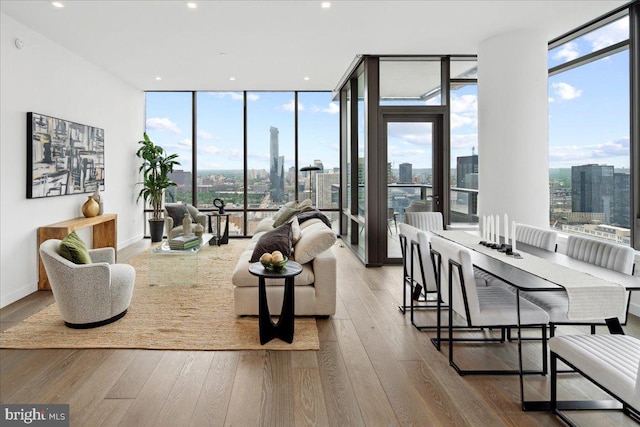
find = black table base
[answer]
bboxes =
[258,276,295,344]
[249,262,303,345]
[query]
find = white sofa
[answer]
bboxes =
[231,217,337,316]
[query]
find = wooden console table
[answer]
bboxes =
[38,213,117,290]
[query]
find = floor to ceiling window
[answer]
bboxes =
[144,91,193,206]
[548,13,631,245]
[144,91,339,238]
[196,92,245,235]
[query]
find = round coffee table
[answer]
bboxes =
[248,261,303,344]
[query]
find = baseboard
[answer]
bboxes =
[1,281,37,309]
[118,234,144,251]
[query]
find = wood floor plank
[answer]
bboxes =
[67,350,137,426]
[105,350,164,399]
[224,352,266,427]
[260,350,294,426]
[80,399,133,427]
[317,341,365,427]
[332,319,400,426]
[155,351,214,426]
[117,351,188,427]
[189,351,239,427]
[293,367,329,427]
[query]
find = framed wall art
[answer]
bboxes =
[27,112,104,199]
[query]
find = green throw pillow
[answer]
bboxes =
[59,231,92,264]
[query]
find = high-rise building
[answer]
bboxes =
[613,172,630,228]
[456,154,478,189]
[269,126,285,202]
[313,159,324,173]
[399,163,412,183]
[316,172,339,208]
[571,164,614,223]
[456,154,478,217]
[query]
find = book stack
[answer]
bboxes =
[169,235,201,250]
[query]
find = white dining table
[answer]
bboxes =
[430,229,640,411]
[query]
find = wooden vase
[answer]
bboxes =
[82,195,99,218]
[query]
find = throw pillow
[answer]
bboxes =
[298,198,313,212]
[249,221,293,262]
[272,201,297,222]
[166,204,188,227]
[289,216,302,244]
[273,206,300,228]
[59,231,92,264]
[293,222,337,265]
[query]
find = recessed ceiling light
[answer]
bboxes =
[155,76,162,81]
[229,77,236,81]
[304,77,310,81]
[321,2,331,9]
[52,2,64,8]
[187,2,197,9]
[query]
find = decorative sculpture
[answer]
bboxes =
[213,198,226,214]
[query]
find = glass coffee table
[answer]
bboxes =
[149,234,213,286]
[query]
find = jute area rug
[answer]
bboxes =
[0,239,319,351]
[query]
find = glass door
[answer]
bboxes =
[383,115,442,260]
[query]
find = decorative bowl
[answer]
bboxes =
[261,256,288,271]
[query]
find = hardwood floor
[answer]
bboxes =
[2,238,639,426]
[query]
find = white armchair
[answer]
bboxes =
[39,239,135,328]
[164,203,208,239]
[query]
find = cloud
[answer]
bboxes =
[388,122,434,145]
[323,102,339,115]
[551,82,583,101]
[282,99,304,112]
[450,94,477,114]
[451,113,474,130]
[585,18,629,52]
[208,92,259,102]
[197,130,216,140]
[146,117,181,134]
[451,133,478,150]
[553,41,580,62]
[549,137,630,166]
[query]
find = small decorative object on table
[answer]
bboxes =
[259,251,288,271]
[213,197,226,214]
[82,195,99,218]
[182,211,192,236]
[194,223,204,238]
[92,187,104,215]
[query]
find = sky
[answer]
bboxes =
[144,16,630,175]
[548,16,630,170]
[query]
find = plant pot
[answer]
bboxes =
[149,219,165,242]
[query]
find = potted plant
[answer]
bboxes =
[136,133,180,242]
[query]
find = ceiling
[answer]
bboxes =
[0,0,627,92]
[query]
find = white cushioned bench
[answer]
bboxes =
[550,334,640,425]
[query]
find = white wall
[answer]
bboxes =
[477,29,549,228]
[0,13,145,308]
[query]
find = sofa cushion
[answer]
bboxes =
[232,249,315,287]
[294,222,337,265]
[249,222,293,262]
[59,231,92,264]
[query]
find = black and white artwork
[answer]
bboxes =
[27,112,104,198]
